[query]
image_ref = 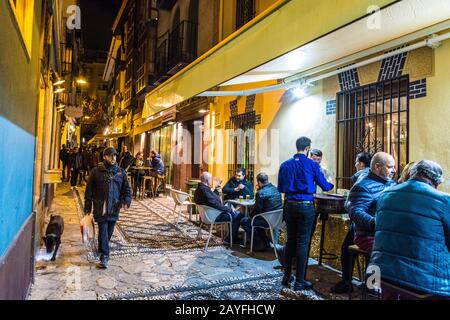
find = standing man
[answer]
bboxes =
[347,152,396,256]
[69,147,83,189]
[84,147,132,269]
[222,168,254,201]
[278,137,334,291]
[60,144,69,181]
[309,149,334,194]
[118,145,128,165]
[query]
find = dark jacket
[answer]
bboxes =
[351,167,370,184]
[60,148,68,163]
[347,171,396,237]
[69,152,83,170]
[84,162,132,223]
[251,183,282,217]
[119,153,134,171]
[150,155,165,175]
[222,177,254,200]
[194,183,233,214]
[370,178,450,296]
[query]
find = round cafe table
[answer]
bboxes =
[225,199,255,218]
[225,198,255,245]
[312,193,348,266]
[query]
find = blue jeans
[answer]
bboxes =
[284,201,316,281]
[240,216,270,248]
[98,220,116,259]
[215,211,242,241]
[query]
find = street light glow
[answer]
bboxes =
[54,88,65,93]
[293,87,306,99]
[77,78,87,85]
[53,80,66,86]
[199,109,208,114]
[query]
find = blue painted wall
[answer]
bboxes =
[0,1,41,258]
[0,117,36,257]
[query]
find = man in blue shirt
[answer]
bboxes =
[278,137,334,291]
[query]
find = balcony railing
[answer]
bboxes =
[157,0,176,10]
[155,20,198,83]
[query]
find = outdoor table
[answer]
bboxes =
[313,193,348,266]
[226,199,256,217]
[225,199,256,246]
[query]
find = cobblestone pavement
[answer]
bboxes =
[28,182,362,300]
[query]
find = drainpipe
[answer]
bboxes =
[219,0,224,42]
[197,32,450,97]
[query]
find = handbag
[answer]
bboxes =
[80,213,95,243]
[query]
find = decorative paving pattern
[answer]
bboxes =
[74,191,227,260]
[117,198,225,250]
[99,272,290,300]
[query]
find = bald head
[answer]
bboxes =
[371,152,396,181]
[201,171,212,186]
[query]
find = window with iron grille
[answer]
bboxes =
[228,112,257,184]
[336,76,410,190]
[236,0,255,29]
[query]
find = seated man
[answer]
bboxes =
[194,172,242,243]
[148,150,165,176]
[222,167,254,201]
[331,151,372,294]
[240,172,282,251]
[370,160,450,299]
[347,152,396,254]
[352,152,372,184]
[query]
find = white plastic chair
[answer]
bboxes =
[168,188,194,224]
[250,209,283,258]
[196,205,233,251]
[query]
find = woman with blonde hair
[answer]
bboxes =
[398,161,416,183]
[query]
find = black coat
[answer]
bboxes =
[250,183,283,217]
[222,177,254,200]
[69,152,83,170]
[84,162,132,222]
[194,183,232,214]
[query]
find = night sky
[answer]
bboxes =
[80,0,122,52]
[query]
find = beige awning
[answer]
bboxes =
[142,0,398,118]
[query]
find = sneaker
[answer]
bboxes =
[293,280,313,291]
[330,280,352,294]
[96,256,109,269]
[282,274,295,287]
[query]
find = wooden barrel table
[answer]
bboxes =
[313,193,348,266]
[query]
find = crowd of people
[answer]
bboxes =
[66,137,449,298]
[192,136,450,299]
[59,144,102,189]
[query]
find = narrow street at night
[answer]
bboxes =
[1,0,450,311]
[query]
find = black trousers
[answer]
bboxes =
[98,220,116,259]
[70,169,80,187]
[341,225,355,283]
[284,201,316,282]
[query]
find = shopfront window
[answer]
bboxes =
[336,76,409,189]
